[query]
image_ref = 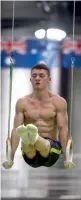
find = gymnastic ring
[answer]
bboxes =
[66,137,73,162]
[6,137,12,165]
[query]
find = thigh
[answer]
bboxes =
[35,136,50,157]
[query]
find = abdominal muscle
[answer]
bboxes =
[24,119,59,141]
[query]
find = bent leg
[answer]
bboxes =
[34,136,50,157]
[17,124,50,158]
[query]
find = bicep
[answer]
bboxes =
[56,100,68,129]
[13,112,24,128]
[13,100,24,128]
[57,111,68,129]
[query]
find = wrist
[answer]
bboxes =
[62,150,67,161]
[11,151,14,161]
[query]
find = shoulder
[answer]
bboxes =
[52,93,67,111]
[15,95,30,111]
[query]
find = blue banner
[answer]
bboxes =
[1,37,81,68]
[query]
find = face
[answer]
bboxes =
[30,69,51,90]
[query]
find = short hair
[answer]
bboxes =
[31,63,50,76]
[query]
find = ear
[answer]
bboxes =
[49,77,51,82]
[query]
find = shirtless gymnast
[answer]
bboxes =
[3,63,75,169]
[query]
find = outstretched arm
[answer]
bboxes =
[56,98,69,161]
[11,99,24,161]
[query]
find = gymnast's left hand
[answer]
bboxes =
[2,160,13,169]
[64,161,75,169]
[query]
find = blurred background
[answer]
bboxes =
[1,1,81,200]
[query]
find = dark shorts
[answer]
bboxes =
[22,137,62,168]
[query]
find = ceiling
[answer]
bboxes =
[1,1,81,35]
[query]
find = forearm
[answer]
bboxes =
[59,128,68,159]
[11,128,20,161]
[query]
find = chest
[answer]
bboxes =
[24,101,56,121]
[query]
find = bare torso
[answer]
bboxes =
[21,92,59,140]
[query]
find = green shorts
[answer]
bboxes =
[22,137,61,168]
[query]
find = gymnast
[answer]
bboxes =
[3,63,75,169]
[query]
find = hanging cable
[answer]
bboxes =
[65,1,76,168]
[6,0,15,166]
[8,0,15,138]
[69,0,75,137]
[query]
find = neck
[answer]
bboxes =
[32,89,49,101]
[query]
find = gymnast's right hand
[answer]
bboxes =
[2,160,13,169]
